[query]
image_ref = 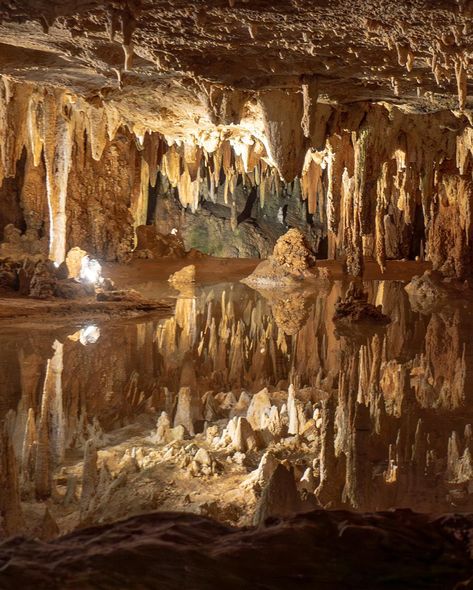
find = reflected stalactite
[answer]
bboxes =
[0,279,473,535]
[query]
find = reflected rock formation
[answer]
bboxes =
[0,279,473,538]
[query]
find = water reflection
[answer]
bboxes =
[1,278,473,537]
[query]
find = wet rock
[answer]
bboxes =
[0,224,48,259]
[1,510,473,589]
[135,226,187,259]
[333,282,390,325]
[0,261,18,290]
[28,260,57,299]
[55,279,93,299]
[404,270,470,312]
[271,291,310,335]
[96,289,144,302]
[242,229,317,287]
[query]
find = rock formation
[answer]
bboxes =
[2,1,473,585]
[1,510,472,590]
[242,228,317,286]
[333,282,391,326]
[168,265,196,286]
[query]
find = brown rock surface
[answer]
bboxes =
[0,510,472,589]
[168,265,196,286]
[333,282,391,325]
[242,229,317,286]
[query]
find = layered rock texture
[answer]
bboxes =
[1,510,473,590]
[3,3,473,583]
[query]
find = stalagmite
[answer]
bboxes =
[40,506,59,541]
[232,417,259,452]
[21,407,37,486]
[173,387,203,436]
[253,464,301,525]
[287,384,299,435]
[0,411,24,536]
[80,440,99,521]
[246,388,272,430]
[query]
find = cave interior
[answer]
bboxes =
[2,1,473,589]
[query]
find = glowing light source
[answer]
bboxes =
[79,325,101,345]
[79,255,103,285]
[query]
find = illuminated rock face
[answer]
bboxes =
[3,1,473,575]
[2,79,473,273]
[1,1,473,271]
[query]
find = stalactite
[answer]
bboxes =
[258,88,306,182]
[42,91,74,265]
[301,75,318,139]
[1,78,473,276]
[455,57,467,110]
[301,158,323,215]
[87,104,108,162]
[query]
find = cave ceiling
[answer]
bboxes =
[1,0,472,143]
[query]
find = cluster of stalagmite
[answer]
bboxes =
[2,76,473,276]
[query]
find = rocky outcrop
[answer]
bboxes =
[242,229,317,286]
[0,510,472,590]
[405,270,472,312]
[333,282,391,325]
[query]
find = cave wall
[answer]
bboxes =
[151,172,325,259]
[66,131,137,262]
[1,77,473,275]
